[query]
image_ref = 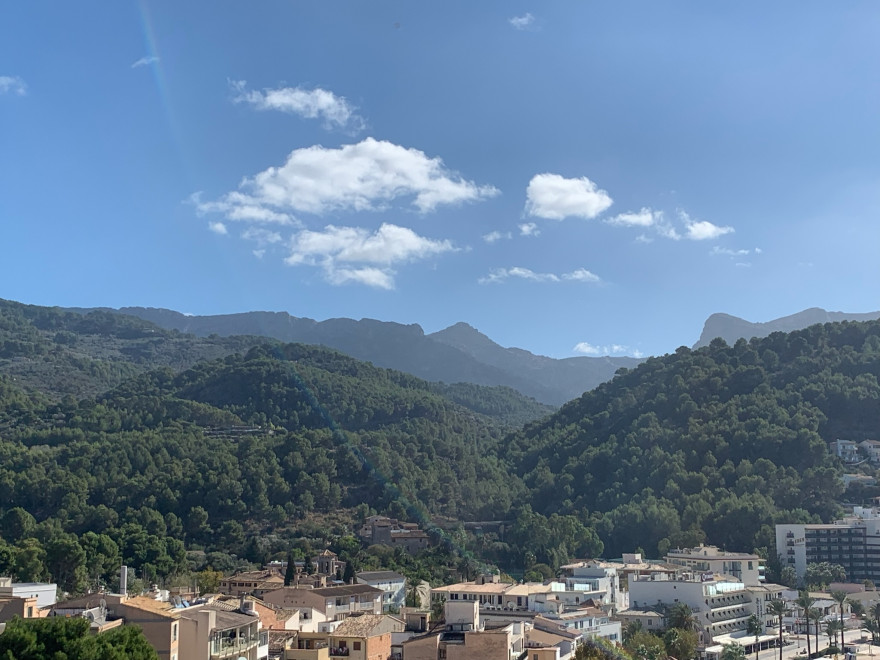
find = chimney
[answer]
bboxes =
[120,566,128,597]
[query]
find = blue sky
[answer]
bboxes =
[1,2,878,359]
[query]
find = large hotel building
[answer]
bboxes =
[776,506,880,583]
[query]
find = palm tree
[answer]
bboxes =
[405,578,421,608]
[825,620,843,651]
[830,590,849,651]
[767,599,788,660]
[667,603,698,632]
[808,607,823,656]
[747,613,762,660]
[865,619,879,646]
[796,591,816,660]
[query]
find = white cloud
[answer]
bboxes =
[197,138,498,222]
[685,219,734,240]
[635,234,654,244]
[327,267,395,290]
[606,208,660,227]
[519,222,540,236]
[253,249,266,259]
[285,223,455,289]
[483,230,511,243]
[735,262,752,268]
[230,80,364,131]
[711,246,752,257]
[562,268,600,283]
[242,227,282,246]
[0,76,27,96]
[509,13,535,30]
[131,56,159,69]
[480,267,558,284]
[656,221,682,240]
[679,210,733,240]
[525,173,613,220]
[208,221,228,235]
[573,341,602,355]
[573,341,642,357]
[191,191,295,225]
[644,209,734,242]
[479,266,601,285]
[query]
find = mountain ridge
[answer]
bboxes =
[68,306,640,405]
[694,307,880,348]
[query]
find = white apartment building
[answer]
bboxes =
[777,506,880,584]
[0,578,57,608]
[831,439,861,463]
[665,545,763,586]
[629,573,760,646]
[356,570,406,612]
[556,562,626,612]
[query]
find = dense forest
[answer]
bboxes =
[0,299,879,596]
[508,321,880,559]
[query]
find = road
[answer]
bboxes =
[779,627,874,660]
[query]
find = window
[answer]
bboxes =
[172,623,178,641]
[354,642,361,650]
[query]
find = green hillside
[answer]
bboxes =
[0,340,539,591]
[510,321,880,559]
[0,298,553,427]
[1,299,879,594]
[0,298,268,400]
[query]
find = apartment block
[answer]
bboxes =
[777,507,880,583]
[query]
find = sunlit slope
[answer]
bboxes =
[509,320,880,556]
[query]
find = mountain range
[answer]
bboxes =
[694,307,880,348]
[69,307,640,406]
[59,304,880,405]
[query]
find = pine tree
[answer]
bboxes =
[284,551,295,587]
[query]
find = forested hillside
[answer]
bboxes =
[509,320,880,560]
[0,298,268,400]
[0,299,553,426]
[70,305,639,405]
[0,341,543,592]
[1,305,879,596]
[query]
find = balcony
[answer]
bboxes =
[330,648,351,657]
[210,637,259,658]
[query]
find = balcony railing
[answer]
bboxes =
[330,648,351,657]
[211,637,259,658]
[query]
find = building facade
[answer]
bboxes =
[777,507,880,584]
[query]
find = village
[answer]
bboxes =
[4,512,880,660]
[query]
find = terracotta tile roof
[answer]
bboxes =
[331,614,386,638]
